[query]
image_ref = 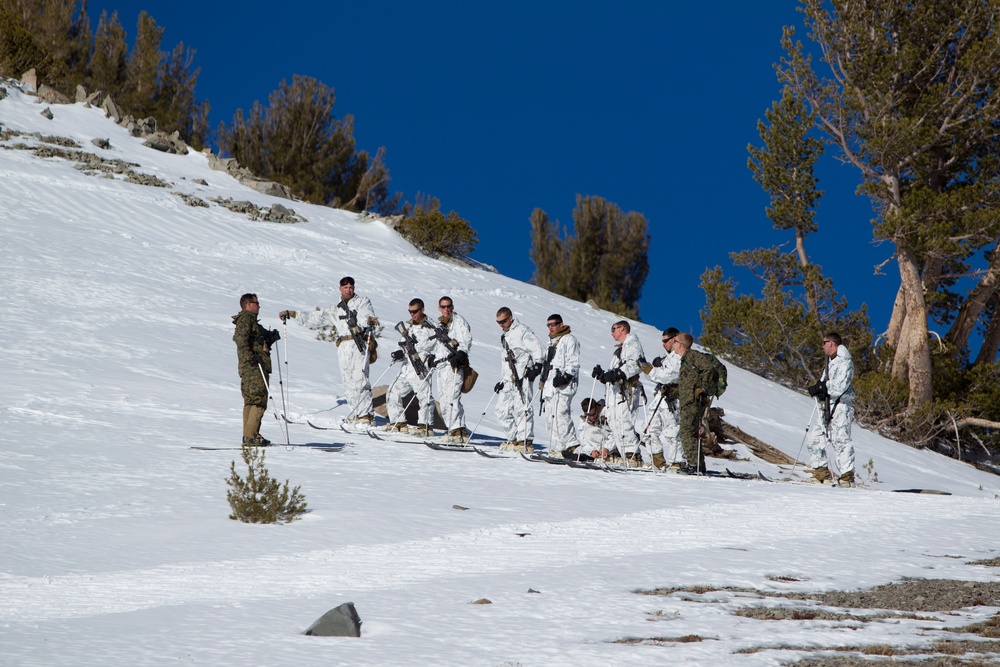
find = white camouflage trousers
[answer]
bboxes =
[644,397,683,463]
[387,365,435,426]
[606,385,640,455]
[544,391,580,455]
[496,382,534,443]
[339,342,372,418]
[807,399,855,476]
[437,366,465,432]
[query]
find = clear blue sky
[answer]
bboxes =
[88,1,889,337]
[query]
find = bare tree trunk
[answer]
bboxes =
[885,283,907,350]
[948,242,1000,354]
[974,293,1000,366]
[895,248,934,408]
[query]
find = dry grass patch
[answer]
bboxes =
[613,634,708,645]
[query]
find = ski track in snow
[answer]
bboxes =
[0,493,974,622]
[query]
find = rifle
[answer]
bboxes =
[538,344,557,413]
[500,333,525,402]
[428,322,462,363]
[337,300,367,355]
[395,321,429,379]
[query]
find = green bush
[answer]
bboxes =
[226,442,307,524]
[396,208,478,258]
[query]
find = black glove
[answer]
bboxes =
[601,368,624,384]
[391,350,405,361]
[552,370,570,389]
[449,350,468,369]
[426,354,437,368]
[592,365,604,380]
[525,362,543,382]
[652,356,664,368]
[494,381,504,393]
[250,354,263,366]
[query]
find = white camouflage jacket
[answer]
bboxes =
[498,319,545,384]
[821,344,855,405]
[295,294,377,338]
[541,328,580,399]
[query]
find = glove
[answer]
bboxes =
[552,370,570,389]
[591,365,604,380]
[250,354,263,366]
[652,356,664,368]
[694,387,705,398]
[601,368,623,384]
[449,350,468,369]
[391,350,405,361]
[639,361,653,374]
[426,354,437,368]
[525,362,543,382]
[278,310,296,321]
[494,381,504,393]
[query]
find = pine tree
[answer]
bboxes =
[701,81,871,389]
[87,9,127,99]
[120,11,162,114]
[218,75,399,214]
[779,0,1000,409]
[226,443,307,524]
[529,195,649,319]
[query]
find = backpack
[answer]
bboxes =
[701,352,728,398]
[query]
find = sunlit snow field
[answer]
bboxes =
[2,84,1000,666]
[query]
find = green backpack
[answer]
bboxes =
[702,352,728,398]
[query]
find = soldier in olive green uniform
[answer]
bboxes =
[674,332,714,473]
[233,293,275,446]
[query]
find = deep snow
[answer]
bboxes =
[2,84,1000,666]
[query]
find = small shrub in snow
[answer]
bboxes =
[226,442,307,524]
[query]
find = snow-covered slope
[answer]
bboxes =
[3,84,1000,666]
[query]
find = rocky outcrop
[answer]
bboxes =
[205,153,293,200]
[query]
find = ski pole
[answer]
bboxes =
[790,401,818,476]
[258,362,290,448]
[274,342,291,426]
[282,318,290,414]
[396,364,438,432]
[512,383,541,451]
[467,387,500,444]
[642,390,666,434]
[345,357,398,421]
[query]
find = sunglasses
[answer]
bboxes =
[547,321,561,328]
[496,315,511,325]
[409,308,422,314]
[440,304,454,309]
[662,337,674,344]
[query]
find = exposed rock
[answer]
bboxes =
[125,171,171,188]
[91,138,111,150]
[75,85,88,103]
[100,95,122,122]
[472,598,493,605]
[39,107,53,120]
[142,130,187,155]
[193,178,208,186]
[206,152,293,200]
[0,86,7,101]
[242,177,292,199]
[37,85,70,105]
[175,192,209,207]
[82,90,101,107]
[20,69,36,92]
[40,135,79,148]
[263,203,306,223]
[302,602,362,637]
